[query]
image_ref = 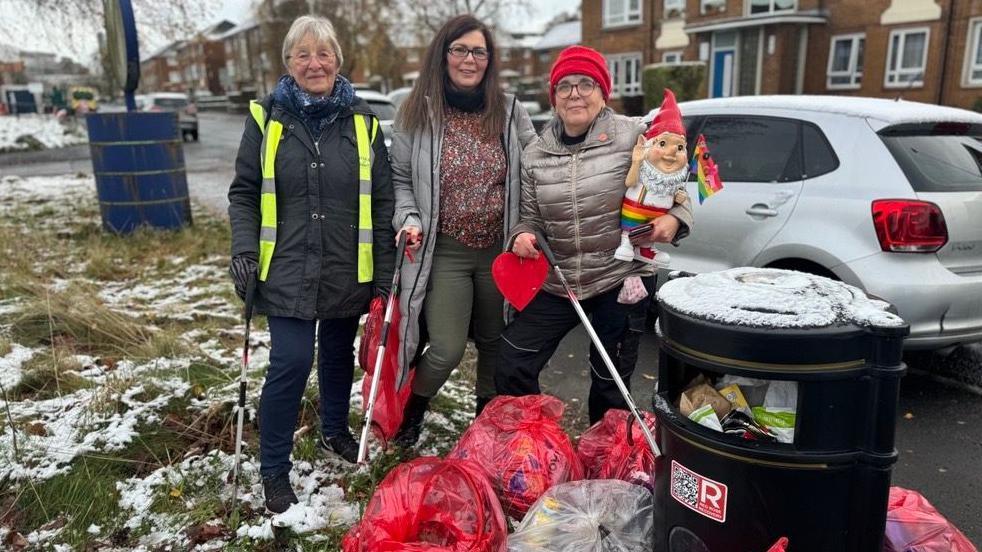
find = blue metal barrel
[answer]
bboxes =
[86,112,192,233]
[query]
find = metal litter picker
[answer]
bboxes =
[534,233,660,457]
[358,233,408,463]
[230,273,256,522]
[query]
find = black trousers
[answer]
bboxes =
[496,277,653,424]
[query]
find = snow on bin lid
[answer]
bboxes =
[656,268,906,329]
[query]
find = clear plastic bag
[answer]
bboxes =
[448,395,583,519]
[342,456,507,552]
[508,479,653,551]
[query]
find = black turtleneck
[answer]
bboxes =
[444,82,485,113]
[561,129,587,146]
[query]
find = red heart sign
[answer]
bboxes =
[492,252,549,311]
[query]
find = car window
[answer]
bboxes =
[880,123,982,192]
[154,98,188,109]
[698,116,802,183]
[683,116,704,182]
[802,123,839,179]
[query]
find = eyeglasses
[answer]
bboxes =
[555,79,597,99]
[447,45,489,61]
[288,50,336,67]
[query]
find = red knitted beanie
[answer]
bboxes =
[549,46,612,106]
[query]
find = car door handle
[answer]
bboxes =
[746,204,779,217]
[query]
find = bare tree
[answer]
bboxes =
[396,0,529,34]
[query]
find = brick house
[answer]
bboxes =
[218,17,274,98]
[582,0,982,113]
[139,41,185,93]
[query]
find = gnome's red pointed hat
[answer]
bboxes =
[644,89,685,139]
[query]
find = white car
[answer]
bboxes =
[142,92,198,141]
[645,96,982,351]
[386,86,413,112]
[358,89,396,148]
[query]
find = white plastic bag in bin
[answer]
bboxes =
[508,479,653,551]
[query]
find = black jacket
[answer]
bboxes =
[228,95,395,319]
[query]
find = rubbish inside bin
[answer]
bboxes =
[717,384,750,415]
[689,404,724,431]
[576,409,659,489]
[721,409,777,441]
[448,395,583,519]
[884,487,977,552]
[342,456,507,551]
[679,377,732,419]
[716,375,769,406]
[507,479,653,551]
[767,537,789,552]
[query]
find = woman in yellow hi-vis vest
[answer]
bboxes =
[227,15,394,514]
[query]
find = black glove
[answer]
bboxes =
[229,254,258,300]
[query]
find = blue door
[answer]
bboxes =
[712,49,735,97]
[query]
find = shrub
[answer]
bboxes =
[643,62,707,113]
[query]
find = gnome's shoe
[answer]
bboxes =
[636,246,671,268]
[614,233,636,261]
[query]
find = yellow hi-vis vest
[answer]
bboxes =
[248,100,379,283]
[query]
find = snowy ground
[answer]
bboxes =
[0,114,87,153]
[0,174,478,550]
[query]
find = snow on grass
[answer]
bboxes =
[0,343,37,388]
[0,114,87,153]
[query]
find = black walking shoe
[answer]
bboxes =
[262,473,298,514]
[393,393,430,449]
[320,432,359,463]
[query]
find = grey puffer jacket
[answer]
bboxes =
[228,95,395,319]
[511,107,694,300]
[390,94,537,374]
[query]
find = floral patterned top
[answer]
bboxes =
[438,108,507,249]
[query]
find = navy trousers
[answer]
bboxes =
[259,315,359,478]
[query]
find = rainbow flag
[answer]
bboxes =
[691,134,723,204]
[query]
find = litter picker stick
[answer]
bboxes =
[230,272,257,520]
[358,233,408,463]
[534,233,661,457]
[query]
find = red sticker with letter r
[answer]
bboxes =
[670,460,728,523]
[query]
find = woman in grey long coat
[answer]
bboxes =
[389,14,536,447]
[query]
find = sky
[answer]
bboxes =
[0,0,575,66]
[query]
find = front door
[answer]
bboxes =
[711,31,737,98]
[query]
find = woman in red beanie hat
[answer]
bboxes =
[496,45,694,424]
[388,15,537,448]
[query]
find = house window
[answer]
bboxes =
[663,51,683,63]
[406,50,419,64]
[965,18,982,85]
[748,0,795,15]
[169,71,180,83]
[701,0,726,15]
[664,0,684,17]
[826,34,864,89]
[885,28,928,87]
[604,0,642,27]
[607,53,642,97]
[501,49,511,62]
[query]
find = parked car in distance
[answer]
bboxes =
[358,89,396,148]
[142,92,198,141]
[386,86,413,113]
[643,96,982,351]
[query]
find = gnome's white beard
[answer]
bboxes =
[640,160,689,196]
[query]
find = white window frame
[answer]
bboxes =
[607,52,643,97]
[746,0,796,16]
[501,48,511,62]
[885,27,929,88]
[826,33,864,90]
[664,0,684,18]
[406,50,420,64]
[603,0,642,28]
[663,51,683,63]
[701,0,726,15]
[963,17,982,86]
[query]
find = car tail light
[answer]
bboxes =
[871,199,948,253]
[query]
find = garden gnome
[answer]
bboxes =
[614,89,690,266]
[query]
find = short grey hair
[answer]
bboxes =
[281,15,343,69]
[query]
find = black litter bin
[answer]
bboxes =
[651,268,909,552]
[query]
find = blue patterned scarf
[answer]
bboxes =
[273,74,355,139]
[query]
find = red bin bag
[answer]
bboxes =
[576,408,658,489]
[884,487,977,552]
[448,394,583,519]
[358,296,413,445]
